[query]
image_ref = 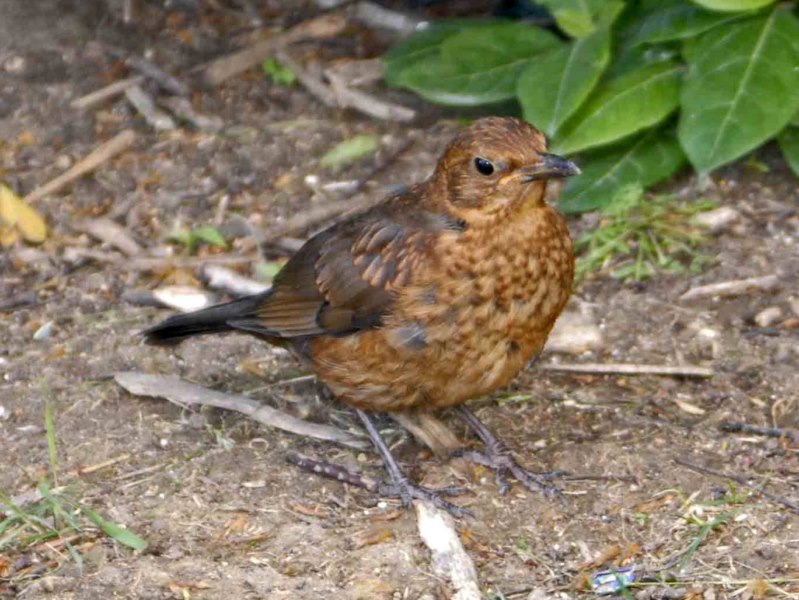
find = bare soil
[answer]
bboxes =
[1,2,797,599]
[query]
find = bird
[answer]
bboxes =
[144,116,579,516]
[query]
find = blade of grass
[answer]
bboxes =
[79,505,147,551]
[43,384,58,487]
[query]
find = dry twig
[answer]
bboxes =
[674,457,799,514]
[201,12,349,87]
[24,130,136,203]
[114,372,369,450]
[541,362,713,378]
[70,75,145,110]
[680,274,780,301]
[125,85,177,130]
[77,217,143,256]
[720,421,797,443]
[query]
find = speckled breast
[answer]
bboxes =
[311,206,574,412]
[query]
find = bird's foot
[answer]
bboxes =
[453,445,567,500]
[378,477,472,518]
[286,451,471,518]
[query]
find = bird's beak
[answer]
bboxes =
[520,153,581,182]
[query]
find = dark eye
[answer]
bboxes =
[474,157,495,176]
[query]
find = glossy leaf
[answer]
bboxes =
[678,10,799,172]
[559,129,686,213]
[383,22,479,88]
[536,0,607,37]
[689,0,775,12]
[553,61,682,155]
[517,2,621,137]
[778,127,799,177]
[397,23,560,106]
[627,0,743,45]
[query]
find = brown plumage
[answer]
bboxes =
[144,116,579,513]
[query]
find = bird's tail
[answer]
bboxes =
[143,293,269,345]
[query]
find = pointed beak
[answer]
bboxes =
[520,153,581,182]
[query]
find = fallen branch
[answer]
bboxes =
[680,274,780,302]
[719,421,797,443]
[70,75,145,110]
[201,12,349,87]
[674,457,799,515]
[24,130,136,203]
[114,372,369,450]
[119,51,191,97]
[541,362,713,378]
[415,501,481,600]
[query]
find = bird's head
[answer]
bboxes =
[431,117,579,225]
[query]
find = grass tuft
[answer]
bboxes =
[575,185,716,282]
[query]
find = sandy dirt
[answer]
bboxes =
[1,2,798,599]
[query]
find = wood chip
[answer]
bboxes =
[151,286,216,312]
[78,217,143,256]
[114,372,369,450]
[201,264,269,297]
[679,274,780,302]
[415,501,481,600]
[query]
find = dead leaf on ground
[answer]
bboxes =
[0,183,47,244]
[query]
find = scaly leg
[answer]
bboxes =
[286,411,471,518]
[455,406,566,499]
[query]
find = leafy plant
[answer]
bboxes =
[262,57,296,86]
[384,0,799,212]
[575,185,715,281]
[168,225,228,253]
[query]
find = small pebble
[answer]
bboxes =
[755,306,783,328]
[33,320,53,341]
[693,206,740,233]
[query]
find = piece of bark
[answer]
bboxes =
[415,501,481,600]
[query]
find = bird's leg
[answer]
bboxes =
[454,406,567,499]
[355,409,472,517]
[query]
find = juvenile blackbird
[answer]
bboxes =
[145,116,579,515]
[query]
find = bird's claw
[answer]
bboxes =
[453,447,566,501]
[379,478,473,518]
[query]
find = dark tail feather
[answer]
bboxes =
[143,293,269,345]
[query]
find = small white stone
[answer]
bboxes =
[693,206,740,233]
[755,306,783,328]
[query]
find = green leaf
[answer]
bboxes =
[778,127,799,177]
[689,0,775,12]
[517,2,621,137]
[192,226,227,249]
[397,23,560,106]
[627,0,744,45]
[536,0,608,37]
[559,129,686,213]
[678,9,799,172]
[384,22,483,87]
[552,61,682,155]
[80,506,148,551]
[319,134,378,169]
[261,57,296,86]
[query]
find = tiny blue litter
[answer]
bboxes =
[591,566,636,595]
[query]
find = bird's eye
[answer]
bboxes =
[474,157,495,176]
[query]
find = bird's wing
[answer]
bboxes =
[229,197,462,339]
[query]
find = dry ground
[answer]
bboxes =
[1,2,798,599]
